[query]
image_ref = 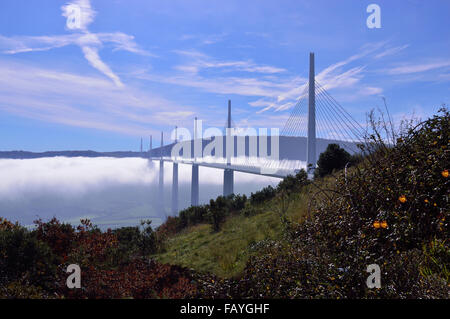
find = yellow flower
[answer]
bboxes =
[398,195,407,203]
[380,221,388,229]
[442,170,449,178]
[373,221,381,229]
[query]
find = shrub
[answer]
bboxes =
[0,217,202,299]
[315,143,351,178]
[277,169,308,195]
[208,196,228,232]
[59,258,197,299]
[33,218,75,262]
[139,220,158,255]
[250,185,277,205]
[0,226,57,292]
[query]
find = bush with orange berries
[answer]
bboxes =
[202,108,449,299]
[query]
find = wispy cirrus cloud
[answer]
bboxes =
[386,60,450,75]
[374,44,409,59]
[135,45,389,115]
[0,0,151,87]
[0,59,194,136]
[257,46,387,113]
[180,33,228,45]
[81,46,123,86]
[0,32,151,57]
[173,49,287,74]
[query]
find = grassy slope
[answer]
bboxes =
[154,182,325,278]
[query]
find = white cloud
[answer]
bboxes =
[173,49,287,74]
[0,0,151,87]
[248,99,273,107]
[0,59,193,136]
[138,72,295,98]
[0,33,152,57]
[374,45,409,59]
[179,33,228,45]
[81,46,123,87]
[387,61,450,75]
[250,44,391,113]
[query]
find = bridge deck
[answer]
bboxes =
[150,157,292,179]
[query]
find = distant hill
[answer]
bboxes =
[0,150,149,159]
[0,136,358,160]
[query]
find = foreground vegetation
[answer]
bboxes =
[1,108,448,298]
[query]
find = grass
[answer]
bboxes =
[153,184,315,278]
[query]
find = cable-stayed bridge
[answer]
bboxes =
[148,53,365,215]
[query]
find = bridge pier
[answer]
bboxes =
[159,159,164,214]
[159,131,165,215]
[172,162,178,214]
[191,163,199,206]
[223,168,234,197]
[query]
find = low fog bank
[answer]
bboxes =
[0,157,282,229]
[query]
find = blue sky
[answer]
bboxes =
[0,0,449,151]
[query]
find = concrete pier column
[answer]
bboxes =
[171,126,179,215]
[159,159,164,214]
[191,164,199,206]
[223,168,234,197]
[172,162,178,214]
[159,132,165,215]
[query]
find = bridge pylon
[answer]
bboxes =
[149,135,152,158]
[306,52,316,177]
[223,99,234,197]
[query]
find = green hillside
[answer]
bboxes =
[154,189,312,278]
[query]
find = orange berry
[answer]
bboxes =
[381,221,388,228]
[442,170,449,178]
[399,195,407,203]
[373,221,381,229]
